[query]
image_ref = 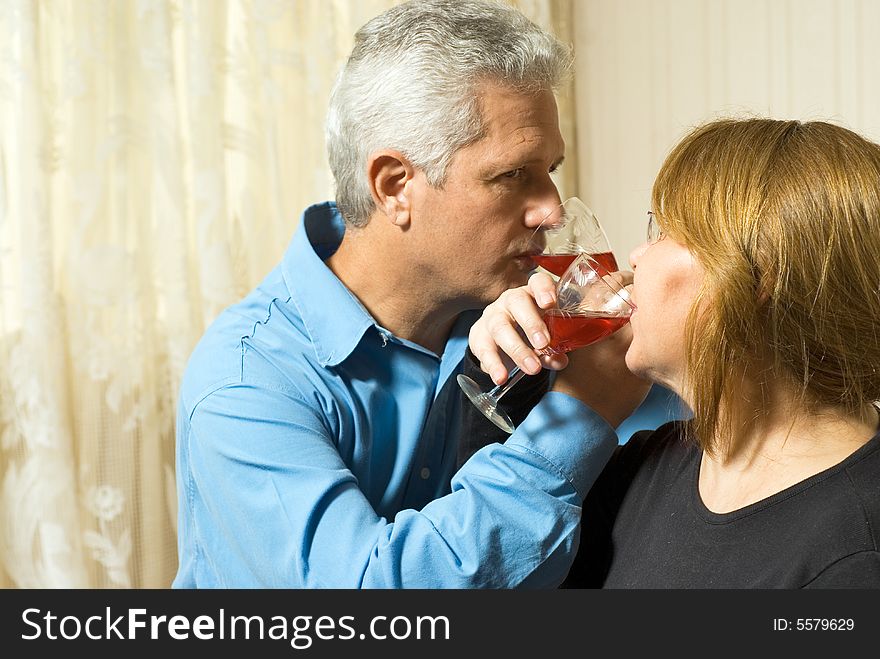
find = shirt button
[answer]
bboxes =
[420,467,431,480]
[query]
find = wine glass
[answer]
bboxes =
[530,197,618,277]
[457,253,636,434]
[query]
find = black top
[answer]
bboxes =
[457,350,880,588]
[564,422,880,588]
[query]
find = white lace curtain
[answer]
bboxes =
[0,0,574,588]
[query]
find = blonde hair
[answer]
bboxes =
[652,118,880,455]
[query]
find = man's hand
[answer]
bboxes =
[469,271,569,385]
[469,267,651,427]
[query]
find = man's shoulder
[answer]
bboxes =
[179,271,316,413]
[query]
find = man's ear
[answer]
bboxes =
[367,150,413,228]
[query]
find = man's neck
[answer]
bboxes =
[326,223,460,356]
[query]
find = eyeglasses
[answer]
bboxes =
[646,211,665,245]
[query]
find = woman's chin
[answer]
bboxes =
[625,353,665,388]
[623,349,643,376]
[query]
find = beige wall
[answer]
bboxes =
[573,0,880,263]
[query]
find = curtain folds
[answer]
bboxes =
[0,0,574,588]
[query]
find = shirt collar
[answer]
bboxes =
[283,202,374,367]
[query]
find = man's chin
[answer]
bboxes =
[505,270,532,289]
[480,276,528,305]
[466,269,533,308]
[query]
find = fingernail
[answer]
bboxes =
[492,368,507,385]
[532,332,548,348]
[524,356,541,373]
[537,292,554,306]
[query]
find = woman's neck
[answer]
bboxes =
[697,382,879,513]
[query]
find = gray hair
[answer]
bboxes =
[325,0,572,228]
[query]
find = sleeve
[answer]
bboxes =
[804,551,880,588]
[180,381,617,589]
[456,347,552,468]
[561,430,657,588]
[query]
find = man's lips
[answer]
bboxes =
[516,247,543,259]
[513,252,539,270]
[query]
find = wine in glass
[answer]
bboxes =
[530,197,618,277]
[458,253,635,434]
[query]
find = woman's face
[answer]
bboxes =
[625,229,704,398]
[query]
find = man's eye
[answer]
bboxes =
[502,168,524,179]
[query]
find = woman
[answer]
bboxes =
[467,118,880,587]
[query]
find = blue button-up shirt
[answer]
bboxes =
[173,202,619,588]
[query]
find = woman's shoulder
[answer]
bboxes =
[590,420,697,500]
[614,419,694,467]
[840,430,880,514]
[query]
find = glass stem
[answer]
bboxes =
[486,366,527,403]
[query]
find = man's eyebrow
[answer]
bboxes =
[481,153,566,179]
[498,154,566,169]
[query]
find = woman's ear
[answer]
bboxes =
[756,270,774,307]
[366,150,413,228]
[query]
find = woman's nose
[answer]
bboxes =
[629,242,648,269]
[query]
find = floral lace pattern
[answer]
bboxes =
[84,486,131,587]
[0,0,571,588]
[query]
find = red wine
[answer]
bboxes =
[532,251,618,277]
[542,309,630,354]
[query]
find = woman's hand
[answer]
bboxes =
[551,323,652,428]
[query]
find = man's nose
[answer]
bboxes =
[524,190,563,230]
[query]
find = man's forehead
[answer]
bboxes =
[480,115,565,162]
[478,85,559,132]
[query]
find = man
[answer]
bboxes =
[173,0,667,589]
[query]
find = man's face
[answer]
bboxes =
[406,82,565,309]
